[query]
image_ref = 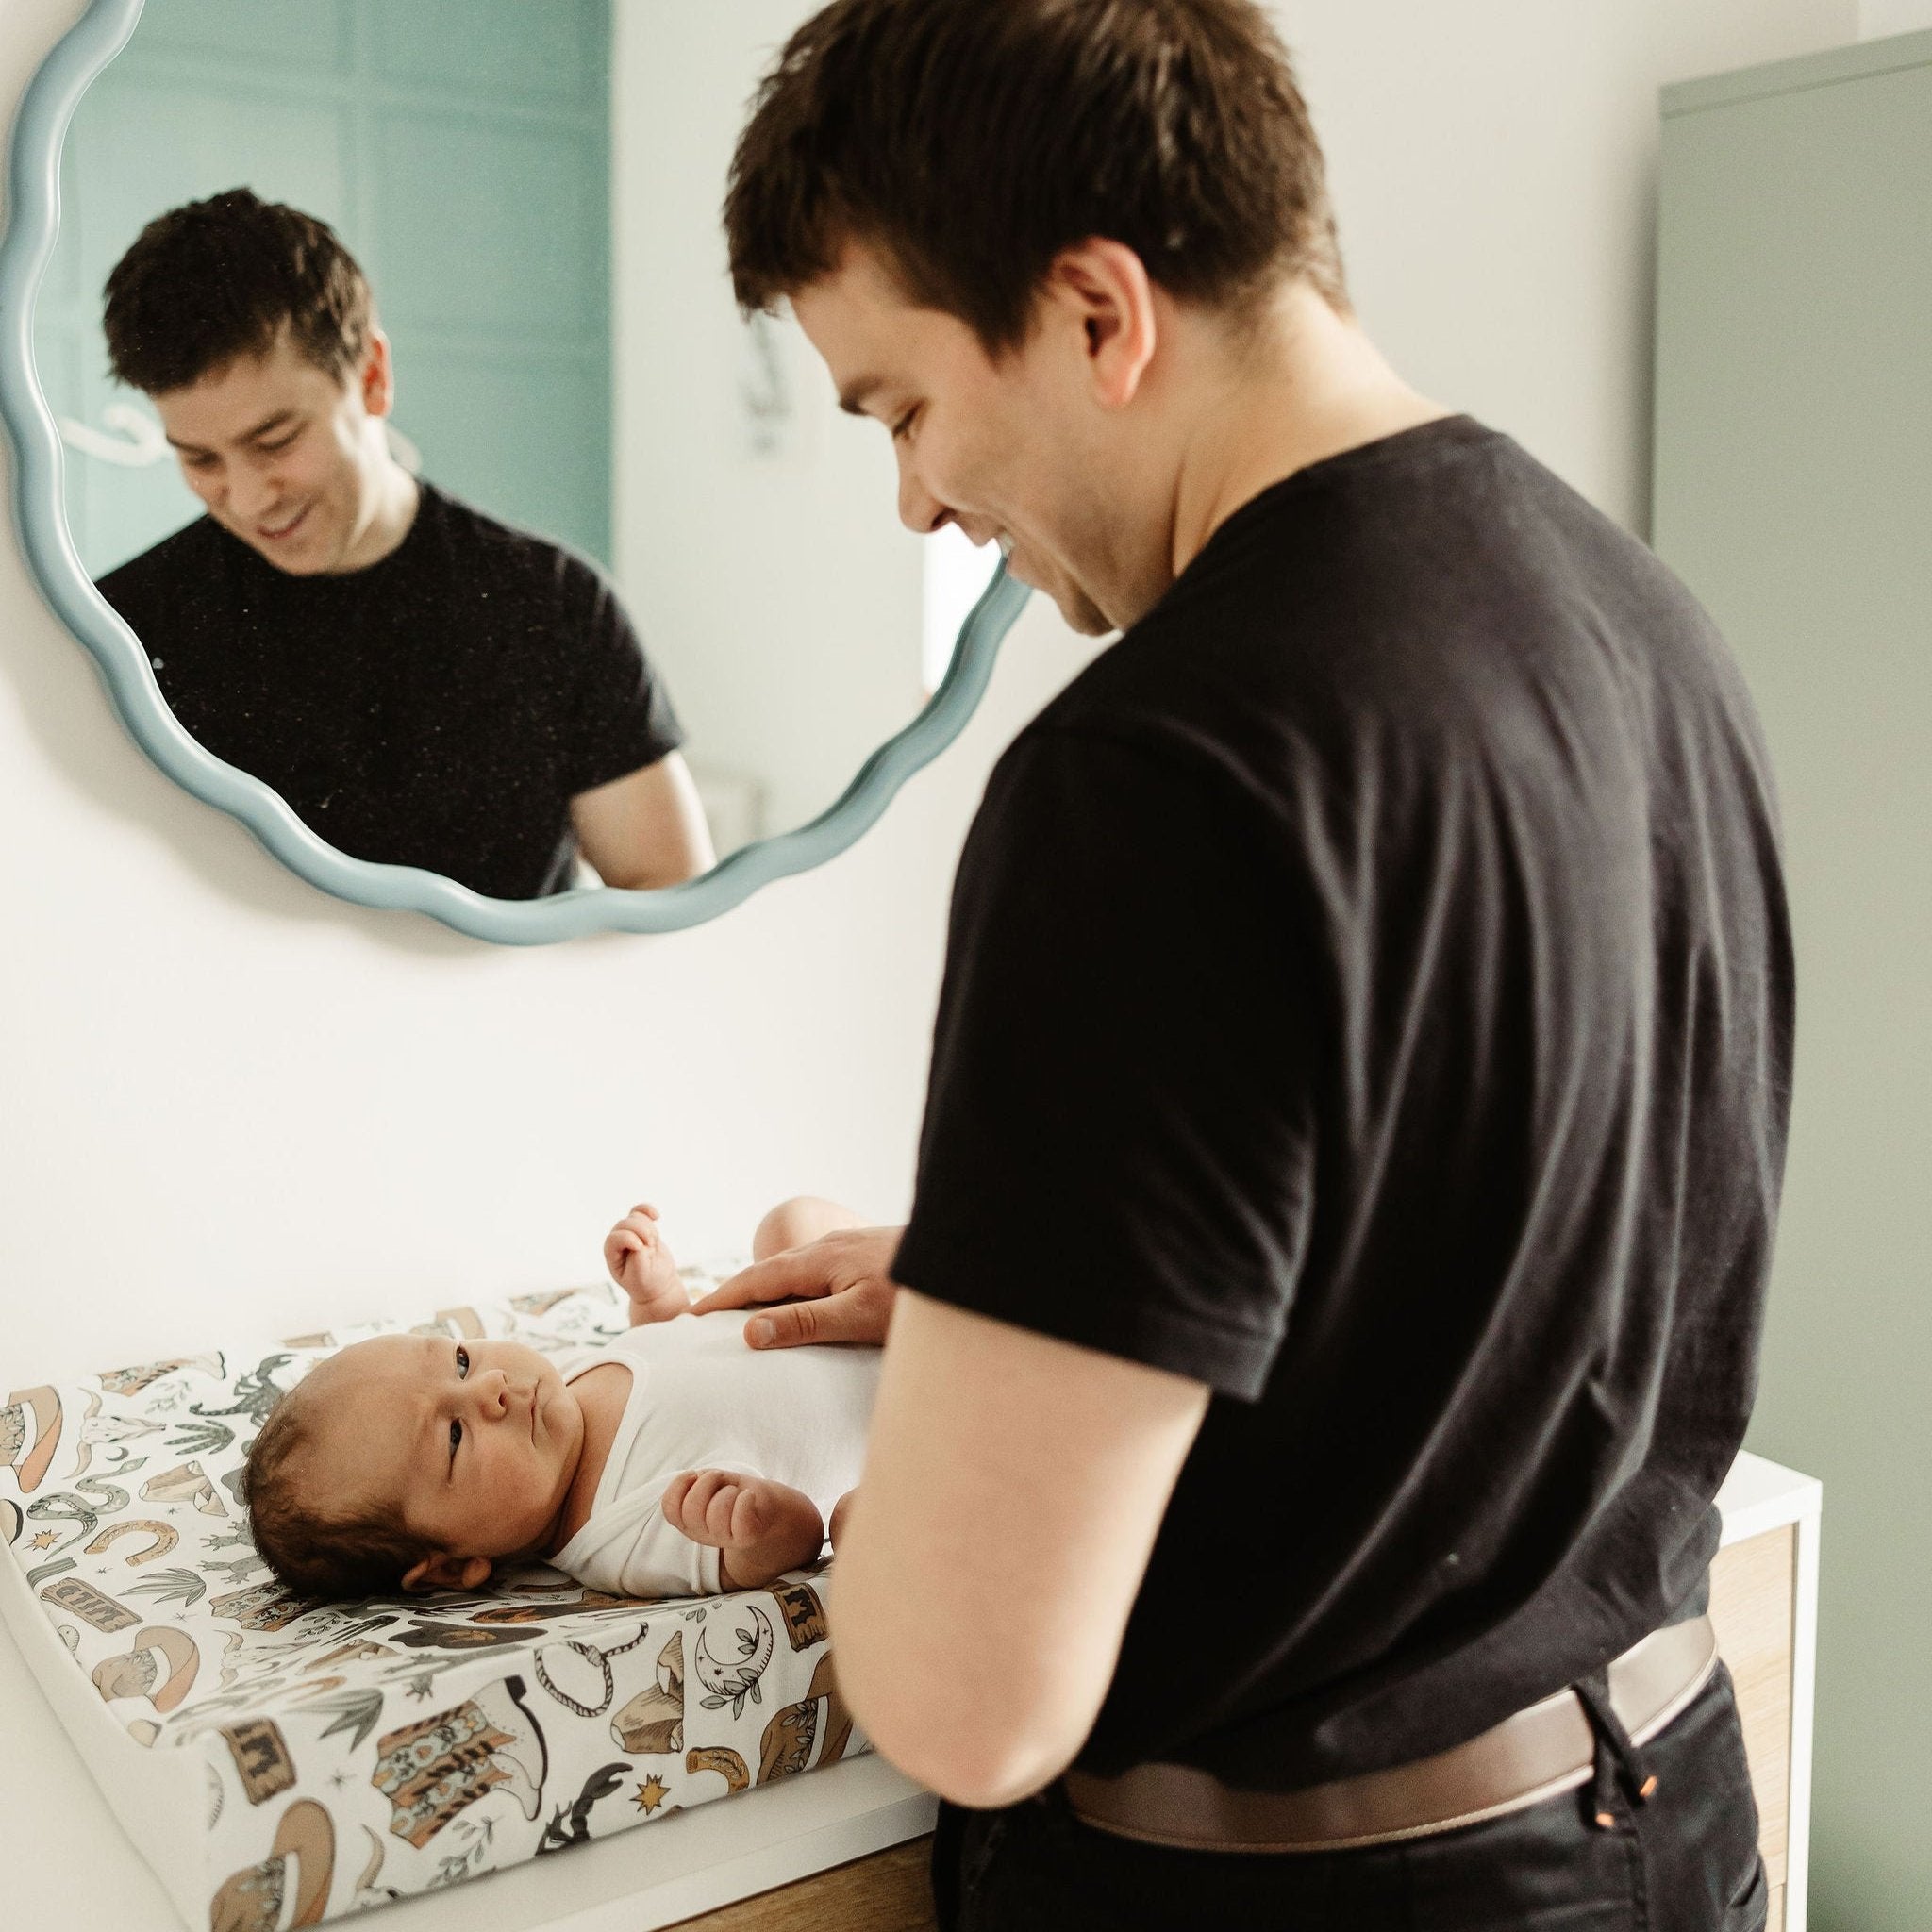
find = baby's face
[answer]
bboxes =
[295,1334,585,1571]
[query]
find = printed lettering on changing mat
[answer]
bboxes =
[0,1270,862,1929]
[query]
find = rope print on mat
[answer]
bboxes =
[1,1274,861,1927]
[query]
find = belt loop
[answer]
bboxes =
[1572,1666,1658,1828]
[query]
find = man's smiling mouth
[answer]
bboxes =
[258,505,309,542]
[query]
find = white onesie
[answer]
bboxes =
[546,1311,881,1598]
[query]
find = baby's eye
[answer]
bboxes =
[455,1345,470,1378]
[450,1418,463,1457]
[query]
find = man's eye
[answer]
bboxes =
[258,434,296,453]
[456,1346,470,1378]
[891,408,917,441]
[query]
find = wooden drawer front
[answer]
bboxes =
[1709,1524,1796,1904]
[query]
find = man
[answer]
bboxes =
[693,3,1791,1928]
[94,190,713,900]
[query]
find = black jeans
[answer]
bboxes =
[931,1663,1768,1932]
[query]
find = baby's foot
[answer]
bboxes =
[605,1203,688,1322]
[659,1470,824,1591]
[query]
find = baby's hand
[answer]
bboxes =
[605,1203,687,1324]
[659,1470,825,1591]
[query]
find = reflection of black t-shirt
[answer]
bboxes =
[96,482,684,899]
[892,416,1793,1790]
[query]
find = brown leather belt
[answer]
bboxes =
[1061,1612,1719,1854]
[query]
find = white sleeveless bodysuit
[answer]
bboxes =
[547,1311,881,1597]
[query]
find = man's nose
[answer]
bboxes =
[228,473,278,521]
[896,457,950,538]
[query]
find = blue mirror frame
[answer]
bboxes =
[0,0,1030,945]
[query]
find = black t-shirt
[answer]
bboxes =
[891,415,1794,1790]
[96,483,684,899]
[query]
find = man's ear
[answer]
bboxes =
[401,1551,492,1593]
[1041,239,1158,412]
[360,328,395,419]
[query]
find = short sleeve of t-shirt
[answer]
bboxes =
[892,726,1317,1401]
[552,552,686,797]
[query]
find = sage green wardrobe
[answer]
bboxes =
[1653,32,1932,1932]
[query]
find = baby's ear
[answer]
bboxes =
[401,1552,492,1593]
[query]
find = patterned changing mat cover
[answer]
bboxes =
[0,1274,863,1928]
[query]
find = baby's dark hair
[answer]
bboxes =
[244,1385,425,1602]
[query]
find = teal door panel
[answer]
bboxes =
[127,0,350,74]
[394,349,608,568]
[372,113,608,341]
[372,0,607,108]
[64,75,352,299]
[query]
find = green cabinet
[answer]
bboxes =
[1654,31,1932,1932]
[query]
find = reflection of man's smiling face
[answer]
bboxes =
[152,325,403,576]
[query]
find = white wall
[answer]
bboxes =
[610,2,933,841]
[1861,0,1932,35]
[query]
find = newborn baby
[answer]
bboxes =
[244,1195,878,1602]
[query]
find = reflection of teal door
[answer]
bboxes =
[36,0,611,578]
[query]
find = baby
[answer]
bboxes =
[244,1196,878,1603]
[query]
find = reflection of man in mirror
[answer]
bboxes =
[92,190,714,899]
[694,2,1791,1926]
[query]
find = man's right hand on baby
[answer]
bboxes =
[605,1203,690,1324]
[689,1225,903,1349]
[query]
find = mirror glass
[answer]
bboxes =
[35,0,1002,901]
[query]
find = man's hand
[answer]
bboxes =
[605,1203,689,1324]
[687,1225,904,1348]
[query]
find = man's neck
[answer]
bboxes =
[1166,281,1454,586]
[332,457,421,575]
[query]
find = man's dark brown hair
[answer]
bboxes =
[725,0,1350,353]
[103,188,374,396]
[243,1389,426,1604]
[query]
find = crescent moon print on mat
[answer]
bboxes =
[695,1603,774,1719]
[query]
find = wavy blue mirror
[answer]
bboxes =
[0,0,1029,944]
